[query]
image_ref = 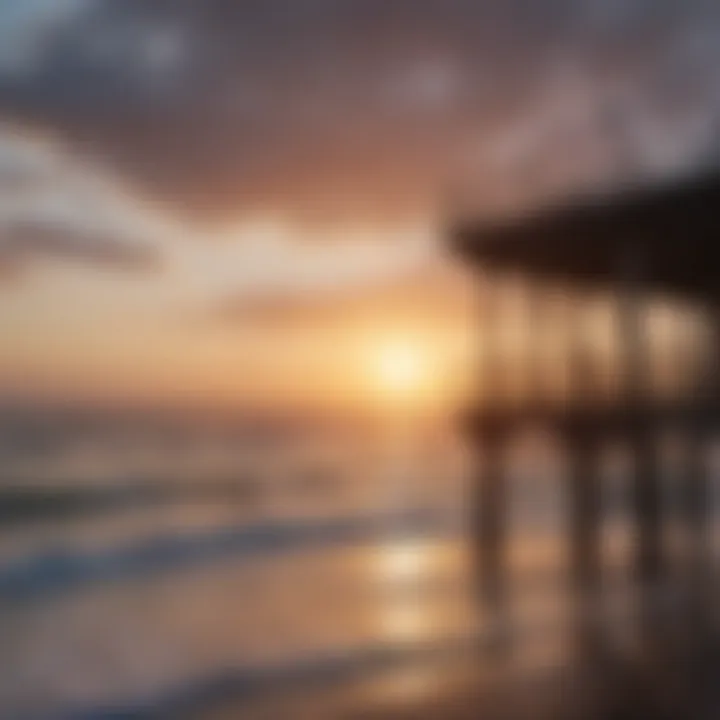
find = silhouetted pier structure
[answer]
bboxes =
[452,171,720,715]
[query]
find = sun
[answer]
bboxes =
[374,339,428,398]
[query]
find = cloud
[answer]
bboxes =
[0,124,162,280]
[0,0,717,234]
[215,260,474,332]
[0,0,93,77]
[0,0,717,226]
[0,0,185,85]
[0,221,159,277]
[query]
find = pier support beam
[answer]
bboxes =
[473,275,509,644]
[681,302,719,637]
[616,247,665,634]
[565,292,603,650]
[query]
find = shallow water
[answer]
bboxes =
[1,433,718,718]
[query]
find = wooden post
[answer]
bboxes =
[565,291,603,648]
[616,246,664,624]
[521,277,548,411]
[681,301,718,635]
[473,274,509,643]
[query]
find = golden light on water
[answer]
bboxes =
[375,540,434,642]
[378,539,429,583]
[380,602,429,642]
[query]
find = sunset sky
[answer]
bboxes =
[1,0,720,415]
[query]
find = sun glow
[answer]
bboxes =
[374,339,430,398]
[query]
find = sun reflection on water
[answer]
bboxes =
[374,539,434,642]
[377,539,429,583]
